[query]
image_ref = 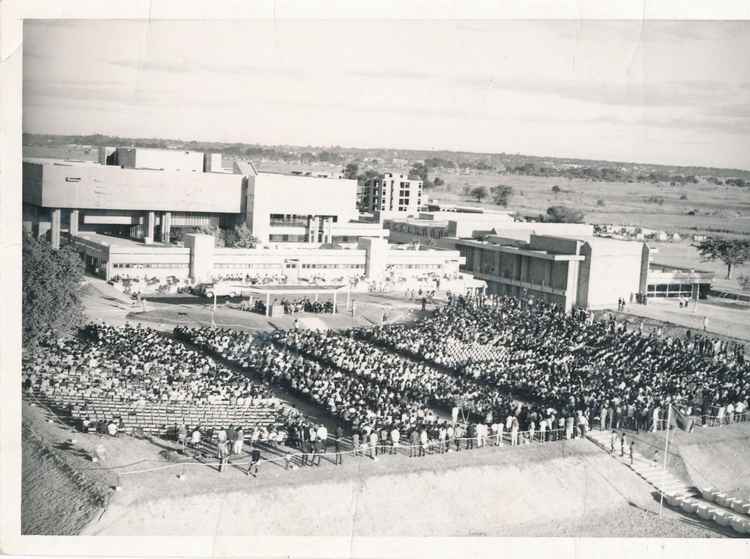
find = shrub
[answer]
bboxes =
[596,199,605,207]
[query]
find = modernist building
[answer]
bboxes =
[361,172,423,218]
[384,210,594,249]
[22,148,387,249]
[456,234,714,311]
[70,232,465,287]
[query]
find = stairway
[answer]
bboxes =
[586,429,750,536]
[586,429,697,498]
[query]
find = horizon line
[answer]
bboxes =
[21,129,750,175]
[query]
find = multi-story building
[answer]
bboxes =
[456,234,714,311]
[69,232,465,288]
[361,172,422,218]
[22,148,387,249]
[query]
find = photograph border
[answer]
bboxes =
[3,1,750,557]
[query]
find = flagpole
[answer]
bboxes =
[658,404,672,517]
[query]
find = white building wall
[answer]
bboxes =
[247,173,358,243]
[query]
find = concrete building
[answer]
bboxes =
[23,151,387,249]
[115,147,205,172]
[384,211,594,249]
[70,232,464,287]
[245,172,382,244]
[456,234,714,311]
[361,172,423,218]
[23,158,244,248]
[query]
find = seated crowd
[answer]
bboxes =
[354,295,749,428]
[22,323,274,407]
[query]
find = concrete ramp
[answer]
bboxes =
[86,440,694,537]
[678,430,750,494]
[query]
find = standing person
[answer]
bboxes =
[438,424,447,453]
[510,417,519,447]
[217,437,228,473]
[620,431,627,458]
[609,430,617,456]
[379,425,389,456]
[703,316,709,332]
[226,425,237,463]
[316,424,328,453]
[390,425,400,455]
[234,426,245,457]
[629,440,635,466]
[369,430,379,460]
[334,425,344,465]
[409,428,419,458]
[247,447,261,477]
[312,437,323,466]
[599,404,608,432]
[652,405,661,432]
[352,431,361,457]
[419,427,428,457]
[190,425,202,457]
[454,423,464,452]
[177,422,187,453]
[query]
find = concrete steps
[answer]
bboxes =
[586,429,750,536]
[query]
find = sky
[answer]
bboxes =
[22,19,750,170]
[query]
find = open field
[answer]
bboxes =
[24,144,750,239]
[419,173,750,237]
[256,158,750,237]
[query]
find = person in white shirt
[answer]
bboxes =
[369,431,379,460]
[316,424,328,451]
[390,427,400,455]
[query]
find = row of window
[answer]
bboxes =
[112,263,188,269]
[300,263,365,269]
[390,263,442,270]
[214,263,281,269]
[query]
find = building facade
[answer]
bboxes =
[361,172,423,218]
[457,234,714,311]
[71,232,464,287]
[23,150,388,249]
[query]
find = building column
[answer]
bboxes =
[161,211,172,243]
[50,208,61,250]
[145,211,155,244]
[69,209,79,238]
[308,216,319,244]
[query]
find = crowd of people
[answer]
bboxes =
[174,325,438,434]
[22,289,750,477]
[280,297,334,315]
[355,295,749,428]
[23,323,274,407]
[270,328,509,418]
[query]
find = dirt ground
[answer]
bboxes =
[21,390,741,538]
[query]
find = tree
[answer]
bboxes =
[545,205,585,223]
[357,169,382,185]
[408,162,433,189]
[23,232,85,349]
[343,162,359,180]
[225,224,258,248]
[693,237,750,279]
[551,185,561,195]
[491,185,513,207]
[433,177,445,187]
[469,186,488,202]
[408,162,429,182]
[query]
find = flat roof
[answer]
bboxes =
[75,232,173,248]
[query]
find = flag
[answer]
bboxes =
[670,405,694,432]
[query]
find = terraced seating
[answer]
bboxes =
[28,390,281,437]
